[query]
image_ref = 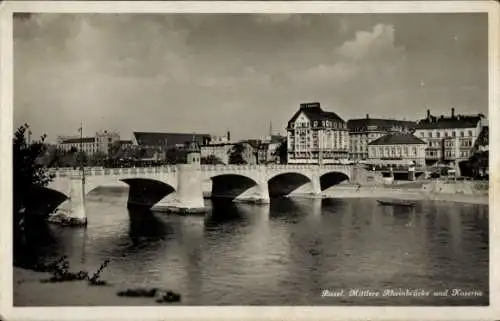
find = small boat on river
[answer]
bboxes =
[377,199,417,207]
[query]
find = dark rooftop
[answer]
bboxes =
[287,102,345,128]
[61,137,95,144]
[415,109,483,130]
[347,117,416,132]
[133,132,210,147]
[368,133,427,146]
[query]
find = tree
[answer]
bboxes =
[13,124,55,244]
[228,143,247,165]
[88,150,107,167]
[273,139,288,164]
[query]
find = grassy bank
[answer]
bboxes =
[13,267,169,306]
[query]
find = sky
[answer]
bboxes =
[13,13,488,143]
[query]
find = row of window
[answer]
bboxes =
[291,121,347,129]
[419,130,473,139]
[369,146,419,157]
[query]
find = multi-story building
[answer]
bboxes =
[57,130,120,156]
[413,108,486,166]
[201,143,232,164]
[256,135,284,164]
[367,133,427,167]
[200,131,232,164]
[286,102,349,164]
[347,115,416,161]
[95,130,120,154]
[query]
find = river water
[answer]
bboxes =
[16,188,489,306]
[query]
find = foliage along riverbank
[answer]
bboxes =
[14,257,181,306]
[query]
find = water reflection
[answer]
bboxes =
[15,191,489,306]
[128,208,172,242]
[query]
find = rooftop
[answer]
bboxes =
[287,102,345,128]
[368,133,427,146]
[347,116,416,132]
[133,132,210,147]
[60,137,95,144]
[415,109,484,130]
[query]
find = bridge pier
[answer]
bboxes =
[233,172,271,204]
[152,164,207,214]
[287,170,322,198]
[47,174,87,227]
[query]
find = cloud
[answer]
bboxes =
[291,23,406,88]
[335,24,402,61]
[13,14,487,141]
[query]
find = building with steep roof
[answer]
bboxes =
[413,108,486,165]
[367,133,427,167]
[347,114,416,160]
[132,132,211,149]
[286,102,349,164]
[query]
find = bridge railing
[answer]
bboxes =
[50,164,357,177]
[50,166,178,177]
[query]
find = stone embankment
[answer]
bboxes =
[323,180,489,205]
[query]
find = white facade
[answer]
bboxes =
[58,138,98,155]
[349,131,386,161]
[95,130,120,154]
[200,144,232,164]
[413,112,484,165]
[287,103,349,164]
[368,143,426,167]
[57,130,121,156]
[347,117,416,161]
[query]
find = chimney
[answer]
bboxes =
[427,109,430,119]
[227,130,231,142]
[300,102,320,109]
[451,107,455,118]
[366,113,369,119]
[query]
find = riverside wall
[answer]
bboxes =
[323,180,489,205]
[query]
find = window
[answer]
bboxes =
[460,131,464,137]
[452,131,456,137]
[444,132,448,137]
[420,132,424,137]
[468,130,473,137]
[437,132,440,138]
[412,147,417,155]
[313,121,317,127]
[428,132,432,138]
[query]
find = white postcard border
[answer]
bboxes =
[1,1,498,320]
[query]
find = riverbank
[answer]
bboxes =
[322,186,488,205]
[13,267,171,306]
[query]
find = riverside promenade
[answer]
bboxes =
[323,180,489,205]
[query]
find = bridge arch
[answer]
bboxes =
[320,171,350,191]
[267,172,313,197]
[209,174,259,200]
[119,178,176,209]
[28,186,69,216]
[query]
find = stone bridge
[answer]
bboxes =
[46,164,372,223]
